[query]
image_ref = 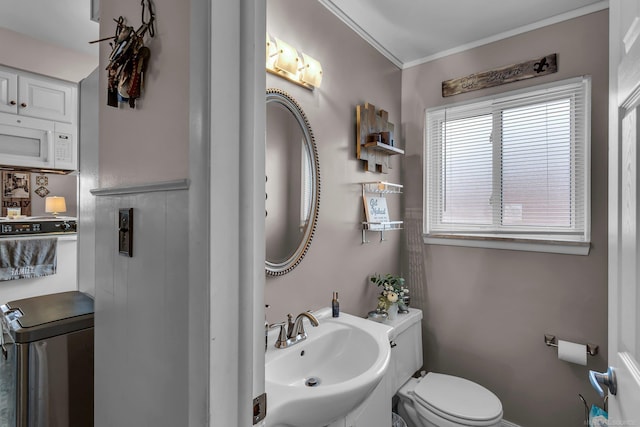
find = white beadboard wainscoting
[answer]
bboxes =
[91,179,190,427]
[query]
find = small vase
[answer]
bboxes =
[387,303,398,320]
[402,294,410,308]
[398,301,409,313]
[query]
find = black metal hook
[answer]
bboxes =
[141,0,156,38]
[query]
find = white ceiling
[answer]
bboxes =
[0,0,98,57]
[319,0,609,68]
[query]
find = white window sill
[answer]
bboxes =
[423,234,590,256]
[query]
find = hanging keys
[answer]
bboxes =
[97,0,155,108]
[127,46,151,108]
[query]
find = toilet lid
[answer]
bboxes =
[413,373,502,423]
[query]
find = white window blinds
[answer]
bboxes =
[424,77,590,245]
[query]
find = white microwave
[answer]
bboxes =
[0,113,75,171]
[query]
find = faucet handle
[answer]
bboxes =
[268,322,288,347]
[286,313,295,338]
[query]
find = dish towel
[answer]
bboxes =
[0,238,57,281]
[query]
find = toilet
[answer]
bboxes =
[386,309,503,427]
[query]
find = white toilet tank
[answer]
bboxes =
[386,308,423,394]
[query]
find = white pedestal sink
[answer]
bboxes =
[265,308,392,427]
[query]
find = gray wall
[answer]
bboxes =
[401,11,609,427]
[265,0,404,323]
[0,27,97,83]
[28,173,78,217]
[97,0,189,188]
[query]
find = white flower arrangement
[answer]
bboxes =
[370,273,409,312]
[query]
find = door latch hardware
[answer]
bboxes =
[253,392,267,424]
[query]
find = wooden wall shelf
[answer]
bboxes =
[362,141,404,155]
[356,102,402,173]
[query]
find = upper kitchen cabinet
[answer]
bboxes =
[0,68,18,115]
[0,66,77,123]
[0,65,78,172]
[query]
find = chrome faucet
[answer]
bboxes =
[292,311,319,336]
[270,311,319,349]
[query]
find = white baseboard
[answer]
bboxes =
[503,420,523,427]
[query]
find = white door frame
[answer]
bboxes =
[188,0,266,425]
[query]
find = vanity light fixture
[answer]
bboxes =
[266,33,323,90]
[266,33,278,64]
[45,196,66,217]
[300,53,323,88]
[273,37,300,76]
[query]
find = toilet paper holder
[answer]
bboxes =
[544,334,599,356]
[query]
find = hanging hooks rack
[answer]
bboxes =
[88,0,156,45]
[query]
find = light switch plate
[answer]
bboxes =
[118,208,133,257]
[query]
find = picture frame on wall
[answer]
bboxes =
[3,172,30,198]
[1,171,32,217]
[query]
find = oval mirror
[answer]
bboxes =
[265,89,320,276]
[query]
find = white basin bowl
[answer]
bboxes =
[265,308,392,427]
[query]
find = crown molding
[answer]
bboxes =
[317,0,404,69]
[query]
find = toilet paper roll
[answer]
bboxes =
[558,340,587,365]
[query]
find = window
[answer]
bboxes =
[424,77,590,254]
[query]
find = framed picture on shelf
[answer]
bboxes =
[363,195,390,231]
